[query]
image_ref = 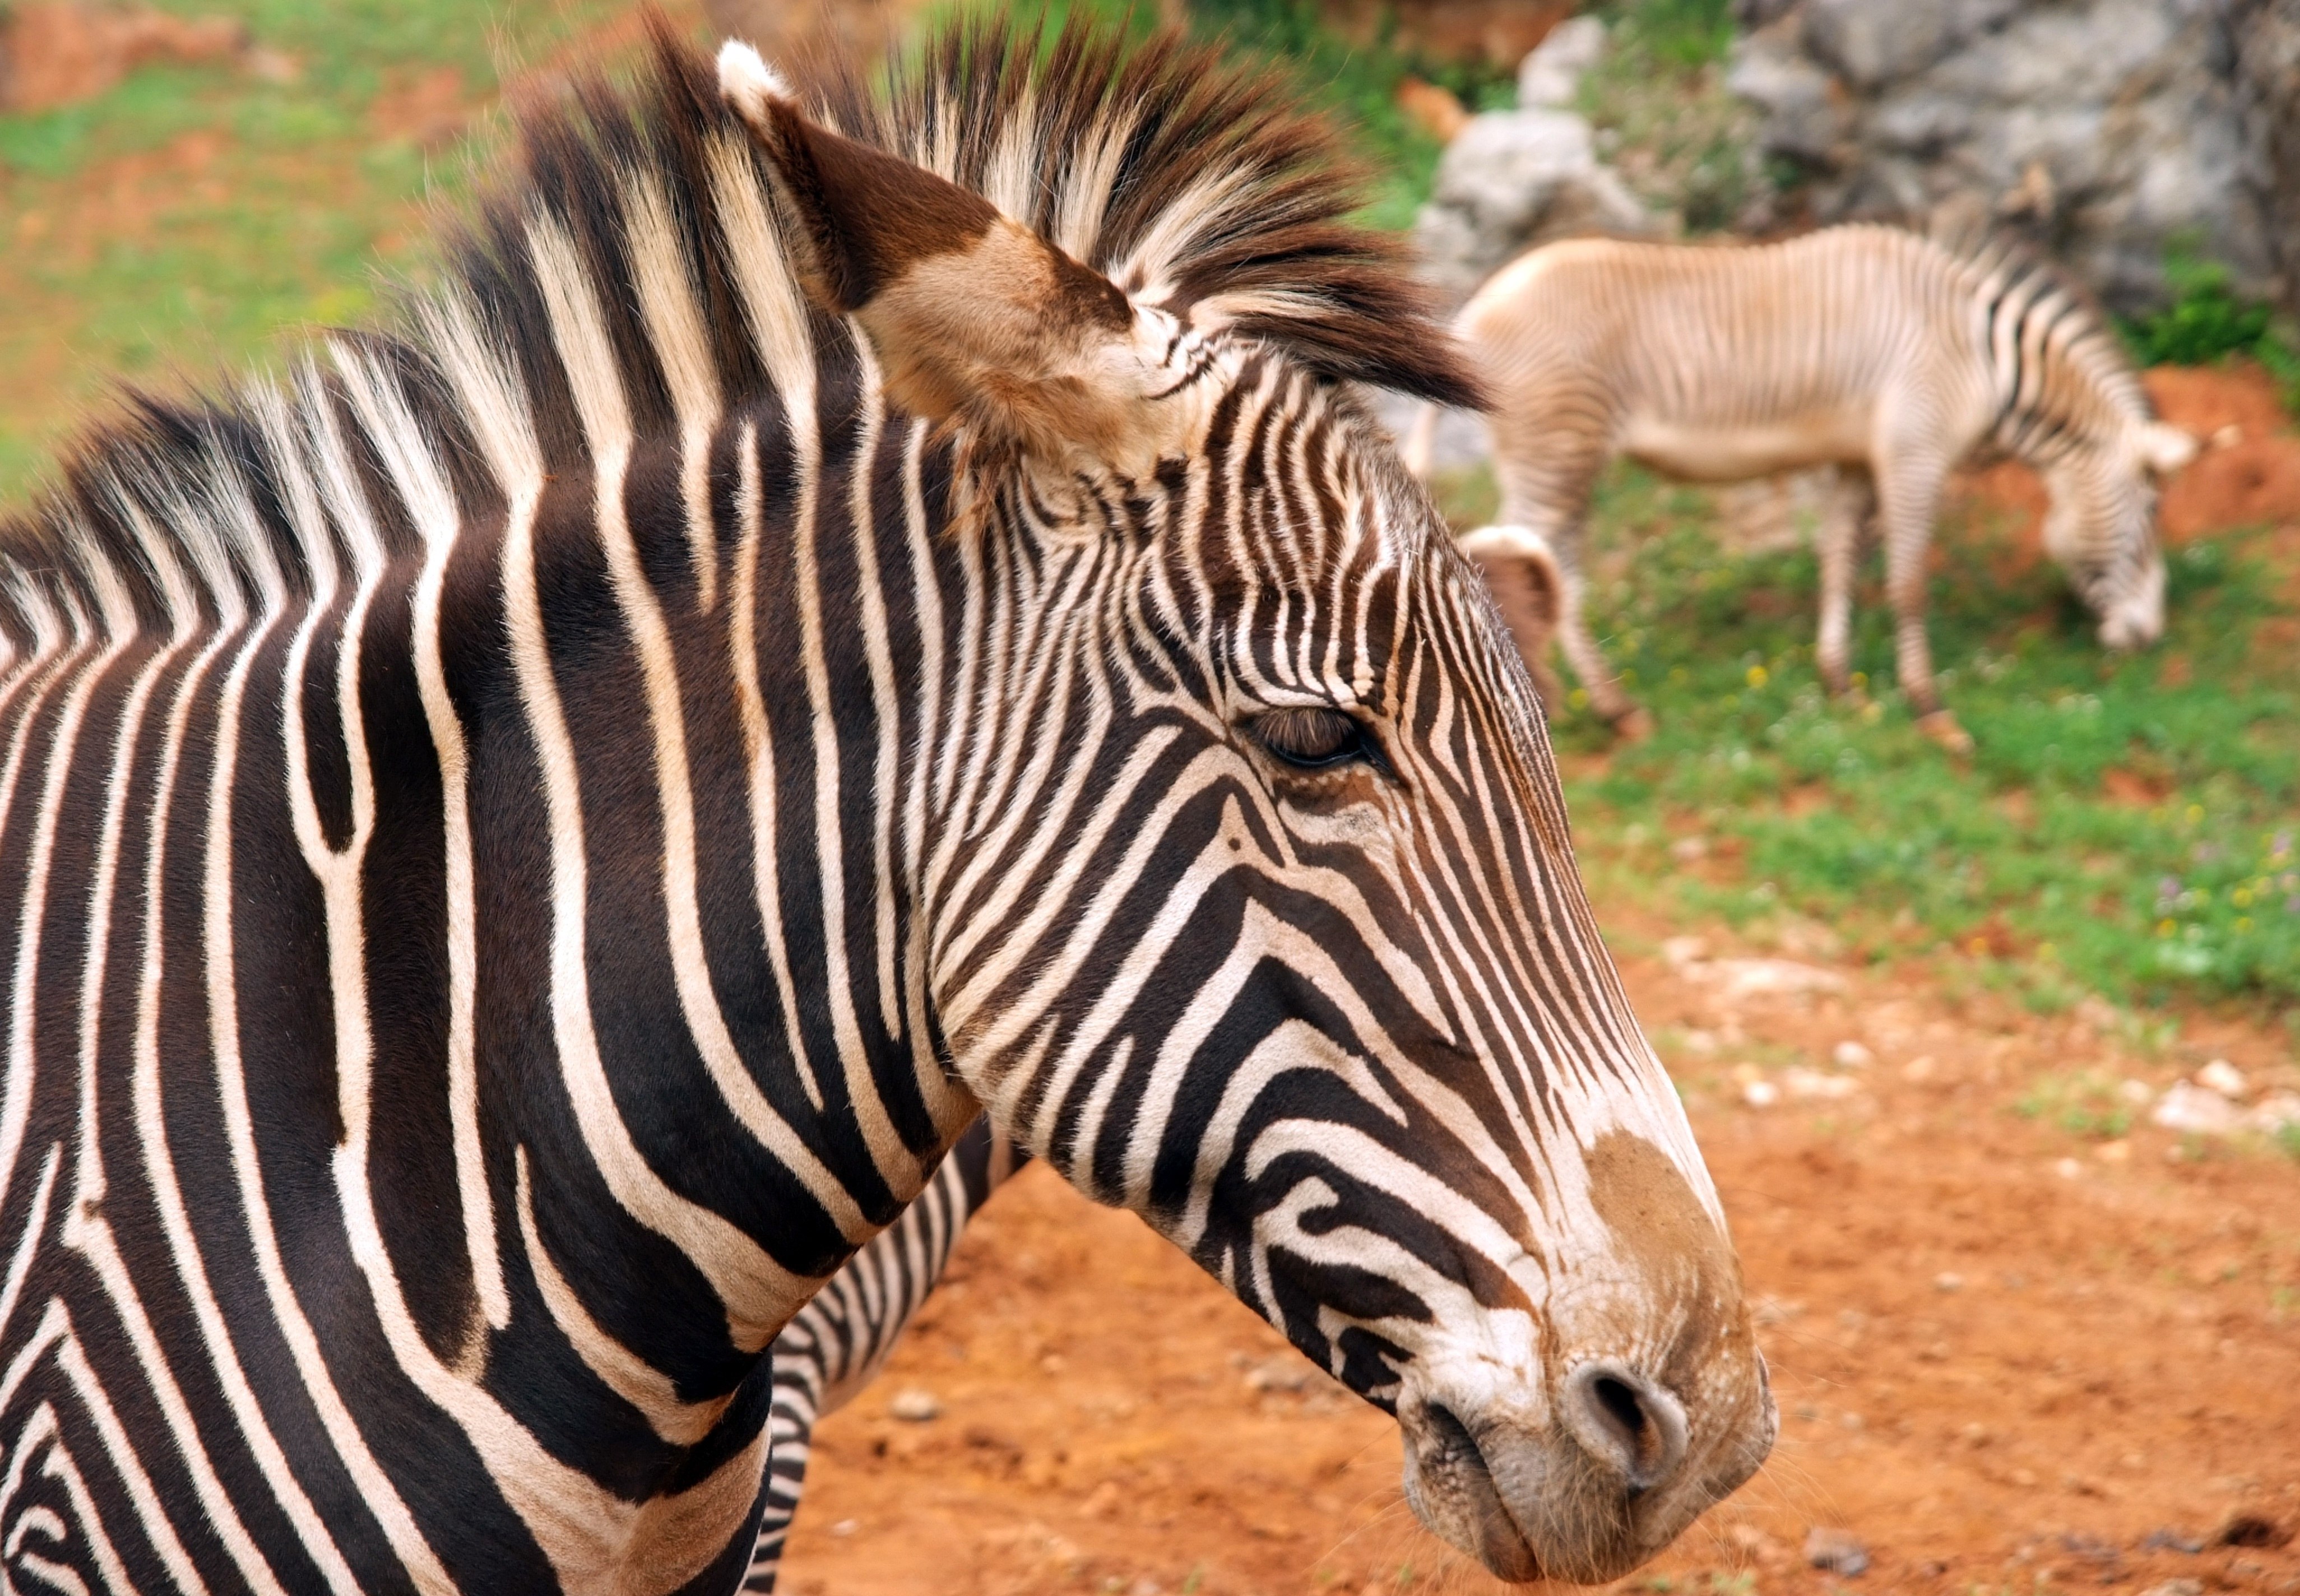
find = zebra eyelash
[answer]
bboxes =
[1252,704,1376,771]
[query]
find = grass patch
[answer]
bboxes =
[0,0,636,509]
[1434,462,2300,1012]
[2015,1071,2141,1140]
[2121,241,2300,412]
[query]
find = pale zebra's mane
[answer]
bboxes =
[0,13,1477,650]
[1923,218,2160,451]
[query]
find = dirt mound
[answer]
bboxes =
[0,2,251,114]
[780,916,2300,1595]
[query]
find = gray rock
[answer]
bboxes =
[1415,108,1653,308]
[1727,32,1845,161]
[1802,0,2021,88]
[1518,15,1607,106]
[1805,1525,1871,1576]
[2236,0,2300,318]
[1736,0,2279,314]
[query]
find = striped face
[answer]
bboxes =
[722,43,1775,1581]
[921,352,1773,1579]
[2043,421,2191,652]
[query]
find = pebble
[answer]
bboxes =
[2196,1058,2247,1098]
[1933,1271,1964,1292]
[2139,1581,2203,1596]
[888,1388,943,1422]
[2141,1529,2204,1554]
[2214,1513,2292,1549]
[1804,1525,1870,1576]
[1784,1066,1859,1101]
[1741,1078,1781,1108]
[1832,1040,1875,1069]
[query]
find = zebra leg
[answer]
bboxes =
[1876,454,1972,753]
[1490,404,1647,736]
[745,1122,1027,1591]
[1814,465,1874,700]
[1549,525,1650,739]
[743,1363,824,1593]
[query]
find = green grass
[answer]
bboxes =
[1435,463,2300,1013]
[0,0,632,508]
[2015,1071,2139,1139]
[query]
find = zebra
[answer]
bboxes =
[1409,224,2200,751]
[744,1121,1024,1593]
[0,17,1775,1592]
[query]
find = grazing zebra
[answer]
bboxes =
[0,17,1775,1592]
[1412,224,2199,750]
[744,1121,1025,1593]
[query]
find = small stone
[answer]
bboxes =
[1901,1055,1937,1082]
[1742,1078,1781,1108]
[828,1518,860,1538]
[1784,1066,1859,1100]
[2140,1529,2204,1554]
[1832,1040,1875,1069]
[1933,1271,1964,1292]
[1662,933,1710,964]
[1668,838,1710,865]
[1243,1356,1311,1393]
[2139,1581,2204,1596]
[2152,1081,2245,1135]
[2117,1078,2155,1106]
[2055,1157,2083,1179]
[2196,1059,2247,1098]
[1804,1525,1870,1576]
[2247,1091,2300,1133]
[2213,1514,2292,1549]
[888,1388,943,1422]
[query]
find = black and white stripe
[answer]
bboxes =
[0,20,1770,1593]
[741,1120,1023,1594]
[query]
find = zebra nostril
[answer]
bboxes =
[1564,1361,1690,1498]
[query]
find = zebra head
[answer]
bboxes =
[724,43,1773,1580]
[2041,417,2192,652]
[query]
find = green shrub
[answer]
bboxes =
[2125,248,2278,367]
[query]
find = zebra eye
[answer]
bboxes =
[1254,706,1367,769]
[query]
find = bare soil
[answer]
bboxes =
[778,915,2300,1596]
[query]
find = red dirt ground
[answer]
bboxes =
[777,906,2300,1596]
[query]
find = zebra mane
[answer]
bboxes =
[0,16,1474,647]
[1922,219,2160,442]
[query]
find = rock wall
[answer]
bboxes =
[1412,18,1653,310]
[1729,0,2293,315]
[2236,1,2300,321]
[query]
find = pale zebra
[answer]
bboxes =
[1412,224,2199,750]
[0,20,1774,1592]
[744,1121,1024,1593]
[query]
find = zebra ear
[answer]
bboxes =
[717,41,1169,469]
[1458,525,1566,713]
[2136,420,2199,477]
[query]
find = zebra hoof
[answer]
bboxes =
[1915,711,1973,756]
[1611,707,1656,744]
